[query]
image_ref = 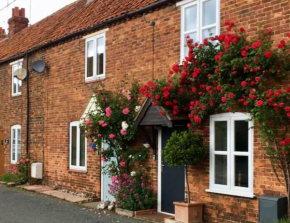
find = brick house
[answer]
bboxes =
[0,0,289,222]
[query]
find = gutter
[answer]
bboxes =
[0,0,174,65]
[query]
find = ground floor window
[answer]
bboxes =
[70,121,87,171]
[11,125,21,164]
[206,113,254,198]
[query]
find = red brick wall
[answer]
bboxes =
[0,1,289,222]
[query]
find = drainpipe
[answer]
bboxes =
[26,53,29,156]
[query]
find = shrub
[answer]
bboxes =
[109,173,156,211]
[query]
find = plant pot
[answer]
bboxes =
[173,202,204,223]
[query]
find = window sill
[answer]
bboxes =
[68,169,87,174]
[12,93,22,97]
[85,77,105,83]
[205,189,255,198]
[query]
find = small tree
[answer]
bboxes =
[163,131,207,203]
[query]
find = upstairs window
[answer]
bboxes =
[85,32,106,82]
[70,121,87,171]
[177,0,220,61]
[11,125,21,164]
[207,113,254,198]
[10,59,23,96]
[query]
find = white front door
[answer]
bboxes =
[101,142,116,202]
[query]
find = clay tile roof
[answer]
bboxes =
[0,0,166,63]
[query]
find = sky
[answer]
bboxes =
[0,0,77,33]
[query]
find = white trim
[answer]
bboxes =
[69,121,87,171]
[179,0,220,62]
[157,129,162,213]
[11,61,23,97]
[11,125,21,164]
[205,189,255,198]
[9,58,23,66]
[208,113,254,198]
[176,0,195,7]
[83,28,109,39]
[85,32,106,82]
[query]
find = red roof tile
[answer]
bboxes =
[0,0,166,63]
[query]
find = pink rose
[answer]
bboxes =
[98,120,105,126]
[111,176,117,183]
[122,108,130,115]
[105,107,112,117]
[109,134,115,139]
[120,129,127,135]
[89,147,94,152]
[101,123,107,127]
[101,157,106,162]
[98,134,102,138]
[85,119,91,126]
[127,95,131,101]
[120,161,126,167]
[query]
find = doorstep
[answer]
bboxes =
[135,212,172,223]
[18,184,91,204]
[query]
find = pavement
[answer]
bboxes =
[0,184,146,223]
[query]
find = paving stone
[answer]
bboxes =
[81,201,102,209]
[41,190,90,203]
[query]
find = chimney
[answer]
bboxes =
[8,7,29,38]
[0,28,7,42]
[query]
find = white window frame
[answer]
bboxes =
[11,125,21,164]
[85,32,106,82]
[177,0,220,62]
[10,59,23,97]
[206,113,254,198]
[69,121,87,171]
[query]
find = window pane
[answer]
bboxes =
[13,77,18,94]
[87,40,94,78]
[12,129,15,161]
[235,156,249,187]
[215,121,227,151]
[71,126,77,166]
[97,37,104,76]
[203,0,216,26]
[185,5,197,32]
[215,155,227,185]
[17,129,21,160]
[202,27,216,39]
[184,32,197,58]
[235,121,249,152]
[18,79,22,93]
[80,129,86,167]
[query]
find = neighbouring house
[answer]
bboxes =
[0,0,289,222]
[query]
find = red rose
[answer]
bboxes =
[227,107,232,112]
[159,110,165,116]
[241,50,247,57]
[256,100,264,107]
[232,71,237,75]
[243,101,248,106]
[204,128,209,133]
[240,27,245,32]
[241,81,247,87]
[264,51,273,59]
[255,77,260,82]
[228,93,234,99]
[221,97,227,103]
[194,116,201,123]
[192,87,197,93]
[285,106,290,112]
[187,123,191,128]
[279,103,284,107]
[288,33,290,38]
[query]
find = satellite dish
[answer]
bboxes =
[31,60,46,73]
[15,68,27,80]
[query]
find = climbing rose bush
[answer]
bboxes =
[81,82,148,176]
[140,21,290,207]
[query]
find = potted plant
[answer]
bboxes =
[163,130,207,223]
